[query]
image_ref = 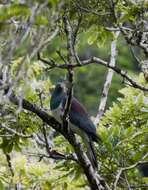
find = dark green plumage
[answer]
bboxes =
[50,83,65,110]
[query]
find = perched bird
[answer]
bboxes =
[50,82,101,169]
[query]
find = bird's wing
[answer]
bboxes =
[69,98,97,137]
[61,96,101,142]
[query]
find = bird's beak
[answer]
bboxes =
[60,82,67,92]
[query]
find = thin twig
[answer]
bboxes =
[116,130,148,147]
[0,124,33,138]
[73,13,82,46]
[56,50,68,64]
[123,172,132,190]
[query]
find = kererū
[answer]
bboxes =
[50,82,101,169]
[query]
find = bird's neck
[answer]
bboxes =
[50,93,64,110]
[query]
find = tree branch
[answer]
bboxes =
[5,154,18,190]
[0,124,33,138]
[95,31,120,125]
[27,152,77,162]
[38,54,148,91]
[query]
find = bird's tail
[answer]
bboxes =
[87,138,98,170]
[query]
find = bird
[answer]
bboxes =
[50,82,101,169]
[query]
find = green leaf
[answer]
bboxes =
[0,4,31,22]
[0,180,4,190]
[35,15,49,26]
[88,32,98,45]
[0,139,14,154]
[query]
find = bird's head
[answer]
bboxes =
[50,82,66,110]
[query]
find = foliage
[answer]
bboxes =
[98,75,148,187]
[0,0,148,189]
[0,75,147,189]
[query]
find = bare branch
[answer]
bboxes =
[105,27,133,32]
[95,31,120,125]
[73,13,82,46]
[63,15,75,64]
[63,14,81,65]
[120,27,148,56]
[37,52,57,69]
